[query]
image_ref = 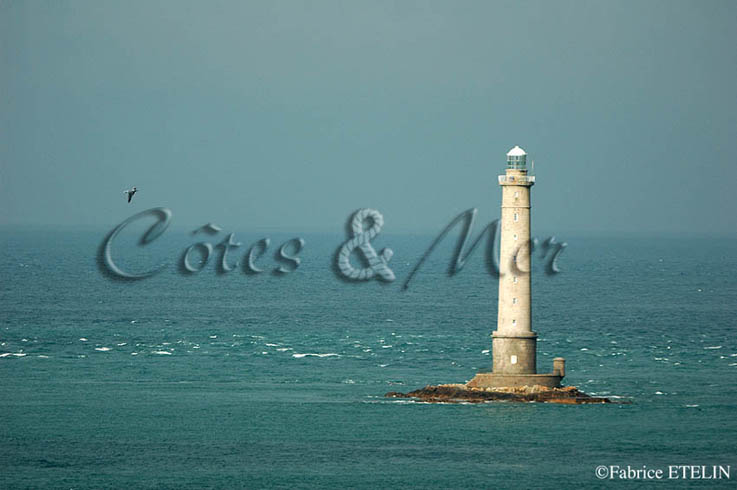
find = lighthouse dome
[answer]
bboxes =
[507,145,527,157]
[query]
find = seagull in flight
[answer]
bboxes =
[124,186,138,203]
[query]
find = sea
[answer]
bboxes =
[1,224,736,488]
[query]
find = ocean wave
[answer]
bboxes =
[1,352,27,358]
[94,347,112,352]
[291,353,340,358]
[152,350,172,355]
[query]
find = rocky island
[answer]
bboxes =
[385,384,621,405]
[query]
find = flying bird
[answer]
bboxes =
[124,186,138,203]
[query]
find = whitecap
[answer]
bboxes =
[481,349,490,354]
[131,352,138,356]
[265,343,279,347]
[209,335,217,339]
[117,342,127,346]
[37,355,49,358]
[0,353,12,358]
[655,391,666,395]
[704,346,722,350]
[79,338,88,342]
[94,347,111,352]
[381,345,393,349]
[292,353,340,358]
[276,348,291,352]
[580,348,589,351]
[343,379,356,384]
[13,353,27,357]
[685,404,699,408]
[729,363,737,367]
[152,350,172,355]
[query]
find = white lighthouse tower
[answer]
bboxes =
[468,146,565,389]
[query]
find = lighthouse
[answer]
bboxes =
[468,146,565,389]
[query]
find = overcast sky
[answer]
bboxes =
[2,0,736,235]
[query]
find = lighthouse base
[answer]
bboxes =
[466,372,563,389]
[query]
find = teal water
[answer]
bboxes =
[1,228,736,488]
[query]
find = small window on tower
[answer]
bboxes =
[513,276,518,283]
[514,213,519,222]
[514,191,519,198]
[512,319,517,326]
[513,298,517,304]
[513,234,518,241]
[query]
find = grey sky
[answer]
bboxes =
[2,0,736,234]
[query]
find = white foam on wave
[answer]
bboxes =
[276,347,292,352]
[0,353,12,358]
[152,350,172,355]
[685,404,699,408]
[704,346,722,350]
[37,355,49,358]
[265,343,279,347]
[292,353,340,358]
[94,347,111,352]
[79,338,88,342]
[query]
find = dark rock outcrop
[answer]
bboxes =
[385,384,622,404]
